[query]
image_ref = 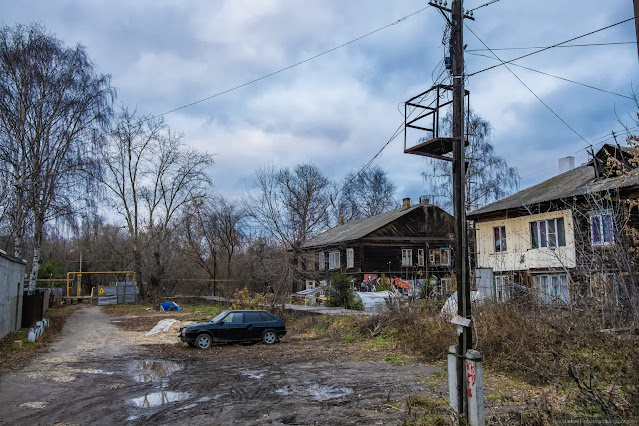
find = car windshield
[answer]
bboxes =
[211,311,229,323]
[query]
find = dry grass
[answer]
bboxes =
[290,300,639,419]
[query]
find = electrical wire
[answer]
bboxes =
[467,16,637,77]
[467,41,637,52]
[466,51,634,100]
[151,6,430,119]
[465,23,589,144]
[469,0,502,12]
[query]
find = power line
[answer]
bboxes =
[467,41,637,51]
[151,6,430,119]
[465,23,589,144]
[466,51,634,99]
[468,16,637,77]
[469,0,502,12]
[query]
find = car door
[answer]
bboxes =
[242,311,266,341]
[219,312,245,342]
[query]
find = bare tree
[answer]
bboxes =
[0,24,114,291]
[96,107,213,297]
[338,165,396,221]
[422,110,519,212]
[247,163,331,293]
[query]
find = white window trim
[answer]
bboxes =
[531,218,564,249]
[401,249,413,267]
[534,274,569,304]
[346,248,354,268]
[328,251,340,270]
[318,252,325,270]
[590,212,615,246]
[417,249,425,267]
[429,249,435,264]
[440,248,451,266]
[493,275,511,302]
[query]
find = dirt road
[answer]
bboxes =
[0,306,445,425]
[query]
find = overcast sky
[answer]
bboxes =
[2,0,638,208]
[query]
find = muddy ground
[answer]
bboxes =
[0,305,560,425]
[0,305,453,425]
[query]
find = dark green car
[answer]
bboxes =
[178,310,286,349]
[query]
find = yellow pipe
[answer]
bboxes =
[65,271,136,298]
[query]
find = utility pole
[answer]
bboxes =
[634,0,639,60]
[451,0,472,420]
[404,2,481,422]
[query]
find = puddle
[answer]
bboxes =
[129,391,190,408]
[129,360,182,383]
[239,369,267,379]
[275,383,354,401]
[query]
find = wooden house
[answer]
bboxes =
[467,144,639,307]
[301,198,455,296]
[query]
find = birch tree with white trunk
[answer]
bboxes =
[0,24,114,292]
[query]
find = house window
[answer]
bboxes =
[493,275,511,302]
[493,226,507,253]
[318,252,325,270]
[429,249,436,265]
[530,218,566,249]
[401,249,413,267]
[328,251,340,270]
[440,277,451,294]
[417,249,425,267]
[534,274,569,304]
[346,248,354,268]
[590,212,614,246]
[440,248,451,266]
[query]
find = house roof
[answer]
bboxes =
[468,145,639,219]
[301,204,425,249]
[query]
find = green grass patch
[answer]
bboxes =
[384,355,412,366]
[181,304,225,320]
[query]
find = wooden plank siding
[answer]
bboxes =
[301,203,455,285]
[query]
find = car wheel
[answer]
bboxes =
[262,330,278,345]
[195,333,212,349]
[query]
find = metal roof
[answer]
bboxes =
[301,204,424,249]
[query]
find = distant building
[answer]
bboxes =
[301,197,455,297]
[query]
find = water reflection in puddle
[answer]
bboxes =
[129,360,182,383]
[275,383,354,401]
[130,391,190,408]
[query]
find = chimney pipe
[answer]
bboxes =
[559,156,575,174]
[338,215,344,225]
[402,198,411,210]
[420,197,429,205]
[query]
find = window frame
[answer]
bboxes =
[493,226,507,253]
[493,275,511,302]
[530,218,565,249]
[590,211,615,246]
[401,249,413,267]
[417,249,425,267]
[346,248,354,268]
[429,249,436,265]
[328,251,340,270]
[439,248,451,266]
[318,252,325,270]
[534,274,569,304]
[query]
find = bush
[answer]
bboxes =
[326,272,363,310]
